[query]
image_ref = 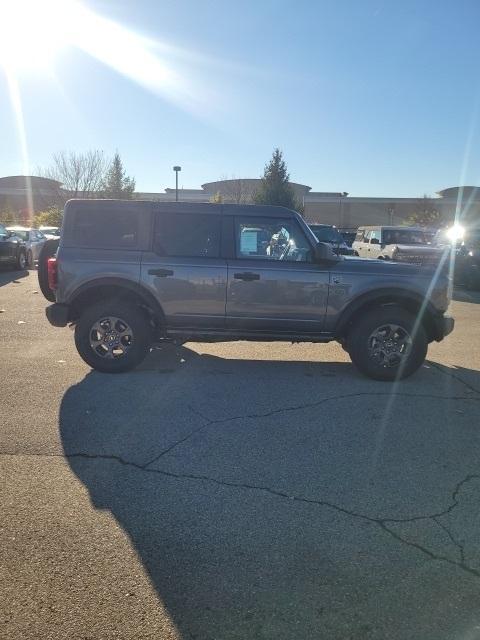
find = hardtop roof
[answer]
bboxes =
[65,199,299,218]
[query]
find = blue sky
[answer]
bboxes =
[1,0,480,196]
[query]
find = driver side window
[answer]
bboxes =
[235,217,312,262]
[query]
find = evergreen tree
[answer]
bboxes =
[254,148,299,211]
[102,153,136,199]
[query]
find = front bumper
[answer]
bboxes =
[432,314,454,342]
[46,303,69,327]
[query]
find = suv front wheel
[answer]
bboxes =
[75,300,152,373]
[347,306,428,381]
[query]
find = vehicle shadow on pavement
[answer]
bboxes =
[0,267,28,288]
[58,348,480,639]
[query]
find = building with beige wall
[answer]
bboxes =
[2,174,479,229]
[138,182,480,228]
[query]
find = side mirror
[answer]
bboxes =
[314,242,340,263]
[370,238,380,245]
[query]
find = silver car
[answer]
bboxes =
[7,227,47,268]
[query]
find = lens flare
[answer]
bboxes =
[0,0,211,114]
[446,224,465,243]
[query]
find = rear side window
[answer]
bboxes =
[154,213,221,258]
[73,209,138,248]
[355,229,364,242]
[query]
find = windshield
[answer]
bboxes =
[9,229,28,241]
[383,229,428,245]
[310,225,343,243]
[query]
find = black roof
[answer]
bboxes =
[66,199,299,218]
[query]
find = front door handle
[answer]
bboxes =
[148,268,174,277]
[234,272,260,281]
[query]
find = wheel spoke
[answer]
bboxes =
[89,315,133,359]
[368,322,412,368]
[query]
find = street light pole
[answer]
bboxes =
[173,166,181,202]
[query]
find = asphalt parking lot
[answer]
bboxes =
[1,268,480,640]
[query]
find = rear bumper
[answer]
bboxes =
[432,314,454,341]
[46,303,69,327]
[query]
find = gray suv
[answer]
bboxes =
[43,200,454,380]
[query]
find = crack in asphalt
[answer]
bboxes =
[2,448,480,580]
[142,392,479,468]
[3,380,480,580]
[433,516,466,565]
[428,361,480,395]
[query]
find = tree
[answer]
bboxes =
[41,150,108,202]
[254,148,300,211]
[33,206,63,228]
[405,195,443,228]
[102,153,136,199]
[218,176,255,204]
[0,203,21,226]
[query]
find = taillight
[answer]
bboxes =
[47,257,58,290]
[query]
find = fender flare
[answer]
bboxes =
[67,277,166,324]
[335,288,437,337]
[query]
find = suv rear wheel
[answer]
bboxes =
[75,300,152,373]
[347,306,428,381]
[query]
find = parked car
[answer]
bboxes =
[7,226,47,267]
[352,226,444,266]
[434,225,480,290]
[308,224,354,255]
[339,229,357,247]
[41,200,454,381]
[39,226,61,239]
[0,223,27,269]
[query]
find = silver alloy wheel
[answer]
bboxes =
[18,252,26,269]
[367,323,412,368]
[89,316,133,359]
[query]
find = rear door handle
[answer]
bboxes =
[148,268,174,277]
[234,272,260,281]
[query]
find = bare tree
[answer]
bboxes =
[217,176,256,204]
[40,150,109,203]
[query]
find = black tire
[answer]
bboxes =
[16,249,26,270]
[74,300,152,373]
[38,239,60,302]
[27,250,33,269]
[346,306,428,381]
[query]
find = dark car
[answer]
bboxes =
[339,229,357,247]
[435,226,480,290]
[308,224,354,255]
[0,223,27,269]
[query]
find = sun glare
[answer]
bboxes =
[0,0,208,114]
[0,0,70,70]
